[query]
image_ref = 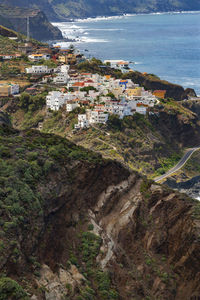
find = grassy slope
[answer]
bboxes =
[9,95,199,178]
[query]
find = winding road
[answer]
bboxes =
[154,147,200,183]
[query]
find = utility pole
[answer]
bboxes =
[27,16,30,42]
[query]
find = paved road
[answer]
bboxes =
[154,147,200,183]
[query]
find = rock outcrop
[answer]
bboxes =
[0,5,62,41]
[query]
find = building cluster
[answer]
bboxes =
[46,68,159,129]
[104,60,131,73]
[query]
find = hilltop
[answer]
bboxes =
[0,0,199,20]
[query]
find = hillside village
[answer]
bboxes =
[45,70,159,129]
[1,27,198,135]
[0,32,167,130]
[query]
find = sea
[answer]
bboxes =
[52,11,200,95]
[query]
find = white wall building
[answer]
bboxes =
[60,64,70,73]
[28,54,50,61]
[75,114,89,129]
[136,105,147,115]
[26,65,51,74]
[104,102,132,119]
[10,84,19,95]
[46,91,68,111]
[88,110,109,124]
[53,73,69,84]
[66,101,79,112]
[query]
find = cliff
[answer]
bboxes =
[0,120,200,299]
[0,0,199,20]
[0,5,62,41]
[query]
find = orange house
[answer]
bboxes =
[153,90,166,99]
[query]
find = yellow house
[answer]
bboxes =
[66,54,76,64]
[0,85,11,97]
[126,87,142,97]
[58,55,67,63]
[112,87,123,98]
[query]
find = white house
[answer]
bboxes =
[10,84,19,95]
[0,54,14,60]
[103,60,130,72]
[46,91,68,111]
[136,104,147,115]
[26,65,51,74]
[28,54,50,61]
[75,114,89,129]
[88,110,109,124]
[53,73,69,84]
[104,102,132,119]
[60,65,70,73]
[66,101,79,112]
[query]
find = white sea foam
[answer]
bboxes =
[75,15,125,22]
[72,10,200,23]
[76,37,108,43]
[87,28,124,31]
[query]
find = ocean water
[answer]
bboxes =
[53,12,200,94]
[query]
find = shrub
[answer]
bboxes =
[0,277,28,300]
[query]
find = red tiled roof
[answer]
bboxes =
[72,82,85,87]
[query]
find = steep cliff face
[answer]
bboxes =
[183,99,200,119]
[0,5,62,40]
[150,110,200,148]
[0,122,200,299]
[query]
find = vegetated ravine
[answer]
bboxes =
[0,113,200,300]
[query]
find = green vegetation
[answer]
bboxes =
[180,149,200,179]
[0,123,103,289]
[18,92,46,112]
[80,86,97,93]
[0,35,18,54]
[71,230,119,300]
[77,58,122,78]
[153,152,182,176]
[140,178,152,199]
[159,98,195,118]
[0,62,21,77]
[0,277,28,300]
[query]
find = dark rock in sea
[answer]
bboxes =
[164,176,200,199]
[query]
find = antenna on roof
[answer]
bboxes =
[27,16,30,42]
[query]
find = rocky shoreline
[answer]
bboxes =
[164,176,200,200]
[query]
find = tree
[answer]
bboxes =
[18,92,31,111]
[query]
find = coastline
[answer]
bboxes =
[53,10,200,23]
[52,11,200,95]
